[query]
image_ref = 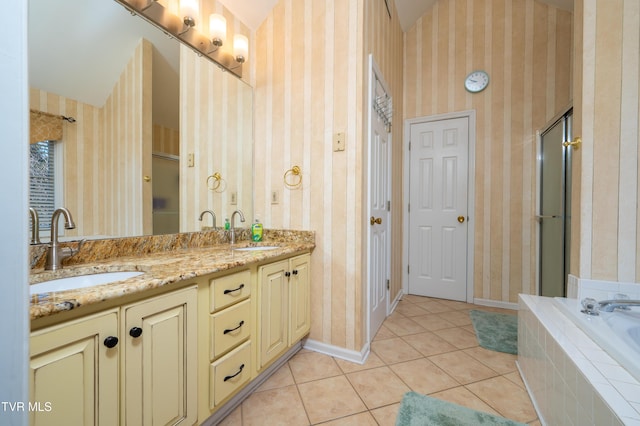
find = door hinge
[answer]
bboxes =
[408,141,411,151]
[408,203,410,213]
[407,265,410,274]
[387,200,391,211]
[386,279,390,290]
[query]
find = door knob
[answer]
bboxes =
[370,216,382,226]
[457,216,465,223]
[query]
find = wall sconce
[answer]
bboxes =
[179,0,198,29]
[234,34,249,64]
[208,13,226,52]
[114,0,247,78]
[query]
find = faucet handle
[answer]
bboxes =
[64,239,86,259]
[580,298,599,316]
[72,239,86,256]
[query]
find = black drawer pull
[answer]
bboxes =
[223,284,245,295]
[223,320,245,335]
[223,364,245,382]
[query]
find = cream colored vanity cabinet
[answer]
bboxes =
[29,309,120,426]
[199,269,254,416]
[121,285,198,426]
[258,253,311,369]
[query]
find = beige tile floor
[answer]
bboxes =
[218,295,541,426]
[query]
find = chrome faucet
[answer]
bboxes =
[229,210,245,244]
[45,207,85,270]
[597,299,640,312]
[29,207,41,245]
[198,210,217,228]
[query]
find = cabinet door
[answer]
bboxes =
[289,254,311,344]
[30,309,119,426]
[258,260,289,368]
[122,286,198,426]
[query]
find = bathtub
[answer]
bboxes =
[553,297,640,383]
[518,294,640,425]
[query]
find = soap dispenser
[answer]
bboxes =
[251,218,263,242]
[224,218,230,230]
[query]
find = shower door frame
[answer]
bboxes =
[535,106,573,297]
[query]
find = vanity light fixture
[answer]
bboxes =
[209,13,226,50]
[179,0,199,28]
[233,34,249,64]
[114,0,247,78]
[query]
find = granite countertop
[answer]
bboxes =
[29,230,314,321]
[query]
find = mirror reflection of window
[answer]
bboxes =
[29,140,62,237]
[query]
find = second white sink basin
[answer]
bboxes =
[30,271,143,295]
[234,246,279,252]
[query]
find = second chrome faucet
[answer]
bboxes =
[229,210,245,244]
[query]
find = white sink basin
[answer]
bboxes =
[234,246,280,252]
[30,271,143,295]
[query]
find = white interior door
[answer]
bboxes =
[408,117,469,301]
[368,57,391,341]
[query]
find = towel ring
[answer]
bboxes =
[284,166,303,189]
[207,172,227,193]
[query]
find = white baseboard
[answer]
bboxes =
[388,289,403,314]
[473,298,519,311]
[304,339,370,365]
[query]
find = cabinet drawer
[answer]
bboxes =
[210,341,251,408]
[210,270,251,312]
[210,299,251,359]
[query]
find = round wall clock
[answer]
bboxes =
[464,70,489,93]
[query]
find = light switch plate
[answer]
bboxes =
[230,192,237,205]
[333,132,345,152]
[187,153,195,167]
[271,190,279,204]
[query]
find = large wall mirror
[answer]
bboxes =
[28,0,253,242]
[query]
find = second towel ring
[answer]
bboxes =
[207,172,227,193]
[284,166,303,189]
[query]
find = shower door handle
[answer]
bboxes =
[535,215,562,222]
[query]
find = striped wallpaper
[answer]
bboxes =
[254,0,403,351]
[29,39,152,238]
[153,124,180,156]
[404,0,573,303]
[177,0,254,233]
[572,0,640,284]
[103,39,153,237]
[179,46,254,233]
[29,89,103,237]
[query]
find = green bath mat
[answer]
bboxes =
[396,392,527,426]
[469,310,518,355]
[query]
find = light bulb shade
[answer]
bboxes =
[209,14,226,45]
[180,0,199,26]
[233,34,249,63]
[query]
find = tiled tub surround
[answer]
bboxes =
[29,229,314,321]
[518,295,640,425]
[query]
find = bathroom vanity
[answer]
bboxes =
[28,230,313,425]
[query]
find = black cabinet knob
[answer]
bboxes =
[285,271,291,277]
[292,270,298,275]
[129,327,143,338]
[104,336,119,348]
